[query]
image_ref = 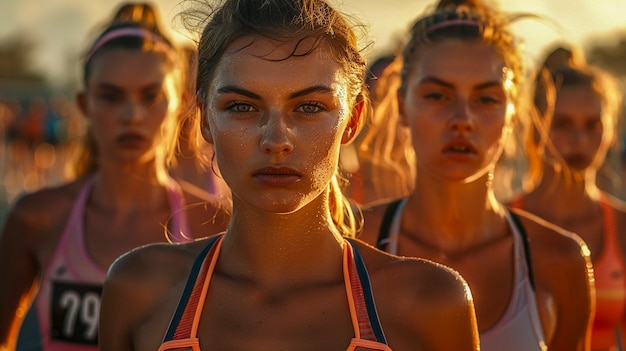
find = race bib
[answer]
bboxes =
[50,281,102,345]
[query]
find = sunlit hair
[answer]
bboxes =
[355,0,529,202]
[400,0,525,97]
[525,48,623,190]
[72,2,186,188]
[177,0,369,237]
[355,56,416,203]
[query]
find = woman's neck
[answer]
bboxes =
[524,162,601,221]
[90,161,168,212]
[217,194,345,290]
[404,172,508,255]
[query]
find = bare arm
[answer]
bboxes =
[99,243,197,351]
[414,264,480,351]
[371,254,479,351]
[0,199,45,350]
[548,236,594,351]
[98,265,137,351]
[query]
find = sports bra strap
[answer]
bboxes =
[377,200,535,291]
[376,200,404,250]
[163,235,222,342]
[347,240,388,344]
[507,210,536,290]
[161,236,388,347]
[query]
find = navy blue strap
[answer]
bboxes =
[508,210,536,290]
[347,240,388,345]
[162,234,222,342]
[376,200,403,250]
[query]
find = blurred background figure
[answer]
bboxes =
[358,0,595,349]
[511,44,625,351]
[342,54,416,206]
[0,2,229,350]
[168,44,230,206]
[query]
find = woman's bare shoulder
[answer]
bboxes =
[352,240,478,349]
[2,178,87,242]
[352,239,471,308]
[10,179,83,219]
[603,193,626,216]
[100,236,220,351]
[106,236,212,285]
[510,207,588,258]
[510,208,593,303]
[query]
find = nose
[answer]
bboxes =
[260,110,294,155]
[569,127,589,145]
[121,100,145,124]
[448,99,474,134]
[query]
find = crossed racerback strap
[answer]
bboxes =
[376,200,535,290]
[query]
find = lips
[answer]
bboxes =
[564,154,591,170]
[116,132,147,148]
[252,167,303,185]
[443,139,477,155]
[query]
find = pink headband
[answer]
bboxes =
[427,18,481,34]
[86,27,171,62]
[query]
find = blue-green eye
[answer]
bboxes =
[296,103,326,114]
[97,92,121,103]
[423,92,446,101]
[226,102,257,113]
[586,120,602,131]
[477,96,498,105]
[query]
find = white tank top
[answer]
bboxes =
[379,199,547,351]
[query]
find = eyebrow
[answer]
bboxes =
[553,112,602,120]
[94,82,163,92]
[216,85,334,100]
[418,76,503,90]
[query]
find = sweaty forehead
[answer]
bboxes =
[88,49,168,87]
[211,36,346,96]
[224,36,327,61]
[555,85,603,113]
[415,40,507,82]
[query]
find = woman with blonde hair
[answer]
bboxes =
[0,3,229,350]
[359,1,595,349]
[512,45,625,351]
[98,0,480,350]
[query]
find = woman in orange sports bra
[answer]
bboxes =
[98,0,480,350]
[509,45,626,350]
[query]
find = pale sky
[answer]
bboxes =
[1,0,625,85]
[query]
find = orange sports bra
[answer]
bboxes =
[591,194,626,350]
[158,235,392,351]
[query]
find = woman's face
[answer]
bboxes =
[79,49,173,166]
[546,85,608,173]
[202,37,358,214]
[400,39,514,183]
